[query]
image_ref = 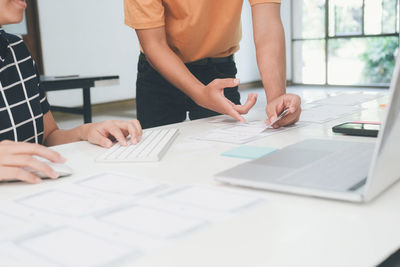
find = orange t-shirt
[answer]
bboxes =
[124,0,281,63]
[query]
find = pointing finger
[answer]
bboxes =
[220,97,245,123]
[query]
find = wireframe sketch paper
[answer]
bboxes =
[0,173,264,266]
[310,92,384,106]
[300,104,362,123]
[298,92,385,123]
[19,227,137,267]
[196,121,308,144]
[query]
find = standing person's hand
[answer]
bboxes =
[80,119,143,148]
[0,140,66,184]
[265,94,301,128]
[194,78,258,122]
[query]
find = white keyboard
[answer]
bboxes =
[96,128,179,162]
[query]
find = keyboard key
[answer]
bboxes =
[96,128,179,162]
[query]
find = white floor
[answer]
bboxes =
[53,85,386,130]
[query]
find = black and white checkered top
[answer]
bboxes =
[0,28,50,144]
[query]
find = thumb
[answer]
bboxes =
[266,109,278,125]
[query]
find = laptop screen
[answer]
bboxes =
[365,54,400,201]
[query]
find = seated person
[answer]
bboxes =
[0,0,142,184]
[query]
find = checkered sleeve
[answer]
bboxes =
[33,61,50,115]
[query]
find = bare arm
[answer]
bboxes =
[252,3,286,101]
[0,110,142,184]
[42,112,85,146]
[252,3,301,127]
[137,27,204,99]
[136,27,257,122]
[43,112,142,148]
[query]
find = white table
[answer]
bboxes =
[1,90,398,267]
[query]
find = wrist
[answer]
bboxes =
[189,83,207,105]
[265,89,285,103]
[77,123,92,141]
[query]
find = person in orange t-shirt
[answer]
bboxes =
[124,0,301,129]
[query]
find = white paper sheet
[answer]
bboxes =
[196,121,308,144]
[0,213,44,241]
[19,227,136,267]
[17,190,116,217]
[311,92,383,106]
[0,202,74,227]
[0,173,264,266]
[76,173,168,196]
[0,242,57,267]
[134,197,231,223]
[300,104,361,123]
[71,219,167,253]
[159,186,263,212]
[100,205,206,239]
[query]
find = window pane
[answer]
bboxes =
[293,0,325,39]
[293,40,326,84]
[329,0,363,36]
[364,0,383,34]
[328,37,398,85]
[365,0,398,34]
[397,0,400,33]
[382,0,397,33]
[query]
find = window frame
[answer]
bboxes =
[291,0,400,88]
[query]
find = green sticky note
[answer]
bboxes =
[222,146,277,160]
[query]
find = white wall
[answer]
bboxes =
[281,0,292,81]
[38,0,139,107]
[237,0,292,83]
[37,0,292,107]
[236,2,260,83]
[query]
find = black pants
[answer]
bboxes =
[136,53,241,129]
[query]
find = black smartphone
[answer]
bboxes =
[332,122,380,137]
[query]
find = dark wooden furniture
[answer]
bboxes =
[40,75,119,123]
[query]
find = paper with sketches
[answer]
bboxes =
[196,121,308,144]
[300,104,361,123]
[0,173,264,266]
[310,92,384,106]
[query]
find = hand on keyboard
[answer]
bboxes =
[82,119,143,148]
[97,128,179,162]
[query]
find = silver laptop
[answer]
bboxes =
[215,55,400,203]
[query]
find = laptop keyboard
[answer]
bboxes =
[276,145,373,191]
[96,128,179,162]
[216,139,377,195]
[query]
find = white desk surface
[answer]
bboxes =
[1,90,399,267]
